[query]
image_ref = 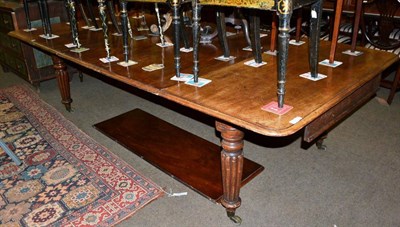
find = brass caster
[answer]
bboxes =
[227,211,242,225]
[317,144,327,151]
[229,215,242,225]
[316,140,327,151]
[79,71,83,82]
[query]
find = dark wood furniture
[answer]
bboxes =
[8,20,399,222]
[94,108,264,203]
[0,0,67,86]
[319,0,400,103]
[344,0,400,103]
[193,0,325,110]
[324,0,400,50]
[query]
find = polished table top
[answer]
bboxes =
[8,22,399,137]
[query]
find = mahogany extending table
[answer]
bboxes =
[8,19,399,222]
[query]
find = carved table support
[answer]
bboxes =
[215,121,244,224]
[51,56,72,111]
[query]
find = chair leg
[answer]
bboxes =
[76,0,91,27]
[308,0,323,78]
[387,64,400,105]
[269,13,278,53]
[328,0,344,64]
[107,0,122,34]
[0,140,22,166]
[180,10,190,49]
[85,0,99,28]
[41,0,52,36]
[192,0,201,82]
[216,10,230,58]
[277,1,293,108]
[37,0,48,35]
[295,9,303,42]
[23,0,32,30]
[171,0,181,78]
[249,11,262,63]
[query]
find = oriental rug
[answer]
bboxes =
[0,85,163,226]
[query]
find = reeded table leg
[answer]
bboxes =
[216,121,244,224]
[51,56,72,111]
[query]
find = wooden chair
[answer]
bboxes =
[362,0,400,50]
[74,0,100,29]
[23,0,53,35]
[193,0,325,110]
[355,0,400,104]
[381,64,400,104]
[121,0,191,77]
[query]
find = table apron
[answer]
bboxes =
[303,75,381,143]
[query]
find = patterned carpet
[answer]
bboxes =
[0,85,163,226]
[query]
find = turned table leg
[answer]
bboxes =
[216,121,244,224]
[51,56,72,111]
